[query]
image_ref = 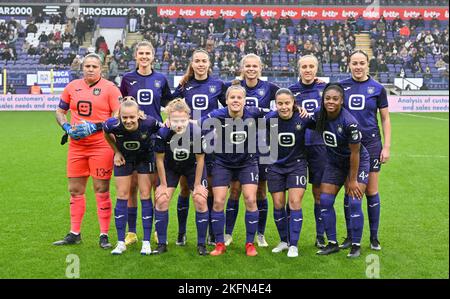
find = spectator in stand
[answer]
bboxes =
[286,40,297,54]
[128,7,138,33]
[356,16,365,34]
[435,57,448,72]
[75,16,86,45]
[378,59,389,73]
[6,83,16,95]
[108,57,119,83]
[399,23,410,37]
[118,58,128,71]
[245,11,254,30]
[26,22,38,35]
[71,55,82,72]
[430,16,440,30]
[29,82,42,94]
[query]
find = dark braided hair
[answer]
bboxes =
[315,83,345,133]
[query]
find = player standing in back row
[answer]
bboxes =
[224,54,279,248]
[288,55,327,249]
[119,40,173,247]
[339,50,391,251]
[173,48,227,246]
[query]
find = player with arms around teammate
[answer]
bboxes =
[53,53,121,248]
[314,84,370,258]
[119,40,173,247]
[224,53,280,248]
[198,81,271,257]
[153,99,209,255]
[172,48,227,246]
[288,55,327,249]
[265,89,315,257]
[339,50,391,251]
[103,97,164,255]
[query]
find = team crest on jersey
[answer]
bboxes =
[141,133,148,140]
[258,89,265,97]
[93,88,101,96]
[295,123,302,131]
[154,80,161,88]
[337,125,343,134]
[367,87,375,94]
[209,85,217,93]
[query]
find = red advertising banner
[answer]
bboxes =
[157,6,449,21]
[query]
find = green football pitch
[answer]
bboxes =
[0,111,448,279]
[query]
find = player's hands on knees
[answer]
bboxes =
[347,180,363,200]
[155,185,169,201]
[114,152,126,166]
[380,147,390,164]
[194,184,208,200]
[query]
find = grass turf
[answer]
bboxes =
[0,111,448,278]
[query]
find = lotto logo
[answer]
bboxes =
[123,141,141,151]
[230,131,247,144]
[323,131,338,147]
[302,99,318,114]
[137,89,154,105]
[348,94,365,110]
[245,97,259,107]
[173,148,189,161]
[192,95,209,110]
[278,133,295,147]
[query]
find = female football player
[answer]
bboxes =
[198,81,272,257]
[153,99,209,255]
[53,53,121,249]
[339,50,391,251]
[119,40,173,247]
[265,89,315,257]
[172,49,227,246]
[103,97,163,255]
[314,83,370,258]
[224,53,280,248]
[288,54,327,249]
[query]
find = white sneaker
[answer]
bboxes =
[111,241,126,255]
[272,241,289,253]
[256,233,269,247]
[140,241,152,255]
[224,234,233,246]
[287,246,298,258]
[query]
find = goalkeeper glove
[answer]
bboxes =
[62,123,83,140]
[73,121,103,138]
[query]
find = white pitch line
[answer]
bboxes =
[399,113,449,121]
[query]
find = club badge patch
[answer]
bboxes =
[93,88,101,96]
[154,80,161,88]
[209,85,217,93]
[258,88,265,97]
[367,87,375,94]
